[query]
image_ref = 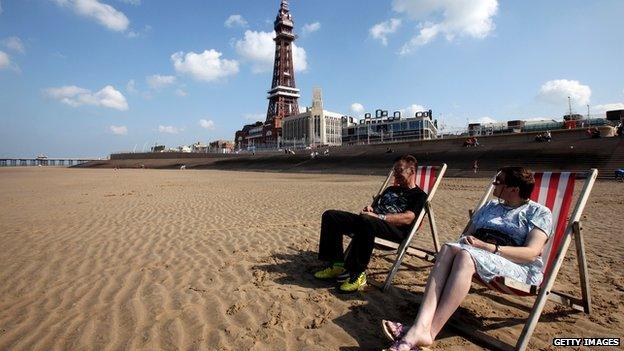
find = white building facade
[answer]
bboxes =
[282,88,344,148]
[342,110,438,145]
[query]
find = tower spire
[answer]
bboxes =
[280,0,289,11]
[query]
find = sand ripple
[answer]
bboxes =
[0,168,621,350]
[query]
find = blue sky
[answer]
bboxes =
[0,0,622,158]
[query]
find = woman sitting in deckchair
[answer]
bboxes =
[381,167,552,351]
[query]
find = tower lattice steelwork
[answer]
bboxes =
[265,0,300,138]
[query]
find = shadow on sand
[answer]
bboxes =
[253,247,580,350]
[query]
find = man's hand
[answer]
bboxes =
[360,211,379,218]
[360,205,374,214]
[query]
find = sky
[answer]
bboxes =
[0,0,623,158]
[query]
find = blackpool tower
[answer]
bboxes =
[234,0,300,150]
[264,0,300,145]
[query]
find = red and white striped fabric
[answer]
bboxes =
[414,166,437,194]
[479,172,577,295]
[530,172,576,275]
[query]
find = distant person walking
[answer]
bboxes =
[473,160,479,174]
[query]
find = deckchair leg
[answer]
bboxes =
[516,232,574,351]
[573,221,592,314]
[381,239,411,291]
[426,202,440,253]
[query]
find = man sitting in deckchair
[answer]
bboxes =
[313,155,427,293]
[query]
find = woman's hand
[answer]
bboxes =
[462,235,492,252]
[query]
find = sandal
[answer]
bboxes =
[382,338,433,351]
[381,319,407,341]
[382,339,415,351]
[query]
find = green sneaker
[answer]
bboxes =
[314,265,346,279]
[336,271,350,283]
[338,272,366,293]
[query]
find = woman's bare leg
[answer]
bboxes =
[398,244,461,348]
[430,250,476,339]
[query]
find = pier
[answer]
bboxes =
[0,158,98,167]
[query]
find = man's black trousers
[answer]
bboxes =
[318,209,408,274]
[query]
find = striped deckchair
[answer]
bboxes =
[462,169,598,351]
[371,164,447,291]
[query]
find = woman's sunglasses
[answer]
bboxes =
[492,176,505,185]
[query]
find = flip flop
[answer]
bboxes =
[381,319,407,341]
[382,338,433,351]
[381,339,414,351]
[382,344,432,351]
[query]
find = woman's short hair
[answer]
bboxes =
[499,166,535,199]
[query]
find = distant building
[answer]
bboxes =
[341,116,358,128]
[178,145,192,153]
[606,109,624,122]
[191,142,208,153]
[468,114,609,135]
[209,140,235,153]
[282,88,343,148]
[342,109,438,145]
[468,121,509,135]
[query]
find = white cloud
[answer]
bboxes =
[126,24,151,38]
[243,113,264,121]
[117,0,140,5]
[225,14,247,28]
[126,79,137,94]
[593,103,624,114]
[401,104,427,117]
[52,52,68,59]
[158,125,180,134]
[302,22,321,35]
[109,125,127,135]
[175,88,187,97]
[234,30,307,73]
[3,37,25,54]
[146,74,176,89]
[234,30,273,73]
[350,103,365,116]
[469,116,497,124]
[392,0,499,54]
[53,0,130,32]
[370,18,401,46]
[199,119,215,130]
[171,49,239,82]
[292,45,308,72]
[537,79,591,107]
[0,51,9,69]
[45,84,129,111]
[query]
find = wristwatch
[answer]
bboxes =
[494,244,501,255]
[378,214,386,220]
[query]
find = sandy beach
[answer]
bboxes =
[0,168,622,351]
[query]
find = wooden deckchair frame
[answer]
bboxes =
[371,164,447,292]
[455,169,598,351]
